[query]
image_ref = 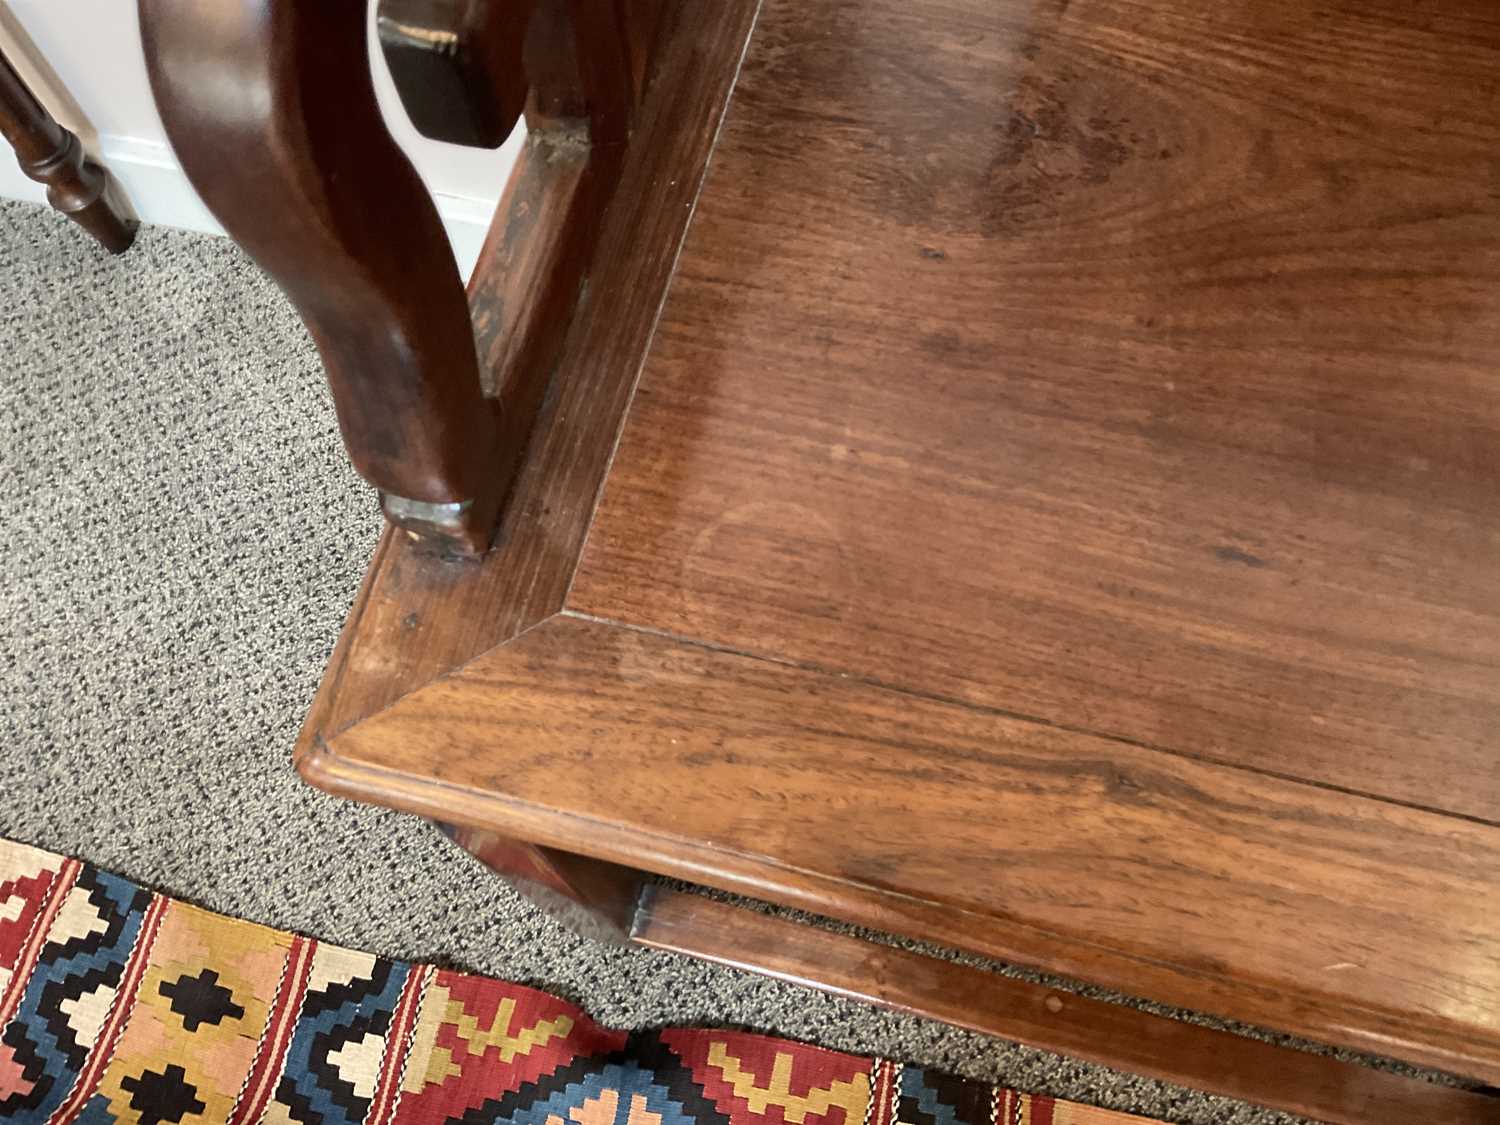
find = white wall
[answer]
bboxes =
[0,1,522,278]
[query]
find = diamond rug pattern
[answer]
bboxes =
[0,841,1153,1125]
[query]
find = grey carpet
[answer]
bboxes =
[0,197,1439,1124]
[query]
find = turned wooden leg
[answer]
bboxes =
[139,0,504,556]
[0,45,135,253]
[442,824,647,942]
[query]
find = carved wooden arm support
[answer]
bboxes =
[139,0,658,555]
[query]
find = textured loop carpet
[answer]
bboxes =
[0,841,1150,1125]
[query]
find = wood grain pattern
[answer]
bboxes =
[635,887,1500,1125]
[567,0,1500,823]
[304,613,1500,1084]
[296,0,1500,1106]
[298,0,763,739]
[455,0,645,559]
[465,137,596,526]
[144,0,650,553]
[618,0,667,102]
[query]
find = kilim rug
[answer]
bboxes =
[0,840,1157,1125]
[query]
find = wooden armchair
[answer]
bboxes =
[137,3,1500,1122]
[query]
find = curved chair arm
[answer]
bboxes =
[140,0,503,554]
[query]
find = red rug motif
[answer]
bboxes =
[0,840,1153,1125]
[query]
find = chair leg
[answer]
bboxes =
[0,46,136,254]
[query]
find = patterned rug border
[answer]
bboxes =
[0,839,1154,1125]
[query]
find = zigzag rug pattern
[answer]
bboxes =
[0,840,1152,1125]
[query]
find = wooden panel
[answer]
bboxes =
[299,0,1500,1101]
[564,0,1500,821]
[301,0,763,743]
[634,888,1500,1125]
[302,613,1500,1083]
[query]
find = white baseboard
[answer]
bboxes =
[0,135,497,280]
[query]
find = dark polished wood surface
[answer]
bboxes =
[568,0,1500,824]
[306,613,1500,1082]
[635,887,1500,1125]
[299,0,1500,1108]
[376,0,531,147]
